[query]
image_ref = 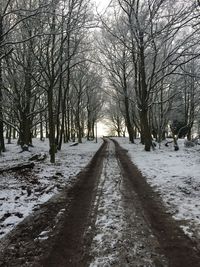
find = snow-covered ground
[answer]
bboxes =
[115,137,200,239]
[0,138,102,238]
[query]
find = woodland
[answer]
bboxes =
[0,0,200,162]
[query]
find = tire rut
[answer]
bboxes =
[1,138,200,267]
[42,139,108,267]
[113,139,200,267]
[0,140,107,267]
[88,139,167,266]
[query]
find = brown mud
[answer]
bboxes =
[42,140,108,267]
[0,138,200,267]
[114,139,200,267]
[0,140,107,267]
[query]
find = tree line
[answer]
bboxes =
[0,0,104,163]
[1,0,200,162]
[98,0,200,150]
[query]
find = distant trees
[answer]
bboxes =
[106,99,125,137]
[98,23,135,143]
[180,59,200,140]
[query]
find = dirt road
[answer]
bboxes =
[0,139,200,266]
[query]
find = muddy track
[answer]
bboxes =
[0,138,200,267]
[0,140,107,267]
[42,140,108,267]
[113,139,200,267]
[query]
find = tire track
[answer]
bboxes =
[88,139,167,266]
[114,139,200,267]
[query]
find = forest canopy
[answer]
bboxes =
[0,0,200,162]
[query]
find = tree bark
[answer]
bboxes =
[0,16,5,153]
[139,31,152,151]
[124,95,134,143]
[48,83,56,163]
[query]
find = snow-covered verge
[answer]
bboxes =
[114,137,200,240]
[0,138,102,238]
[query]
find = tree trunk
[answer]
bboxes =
[45,114,49,138]
[70,109,75,142]
[48,84,56,163]
[140,110,152,151]
[116,116,121,137]
[139,31,152,151]
[187,124,193,141]
[123,64,134,143]
[13,127,16,139]
[64,112,68,143]
[77,112,82,143]
[0,16,5,153]
[58,53,70,149]
[92,120,95,139]
[7,125,11,144]
[58,80,70,150]
[19,112,32,148]
[87,121,91,140]
[66,104,70,142]
[87,108,92,140]
[125,102,134,143]
[55,26,64,147]
[40,119,43,141]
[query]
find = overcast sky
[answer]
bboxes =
[93,0,110,12]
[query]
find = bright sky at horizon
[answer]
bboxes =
[97,121,110,136]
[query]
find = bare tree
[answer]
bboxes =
[99,0,200,150]
[97,24,135,143]
[0,0,49,152]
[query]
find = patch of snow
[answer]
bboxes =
[180,225,193,238]
[37,230,50,240]
[115,137,200,239]
[0,138,102,239]
[89,141,125,266]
